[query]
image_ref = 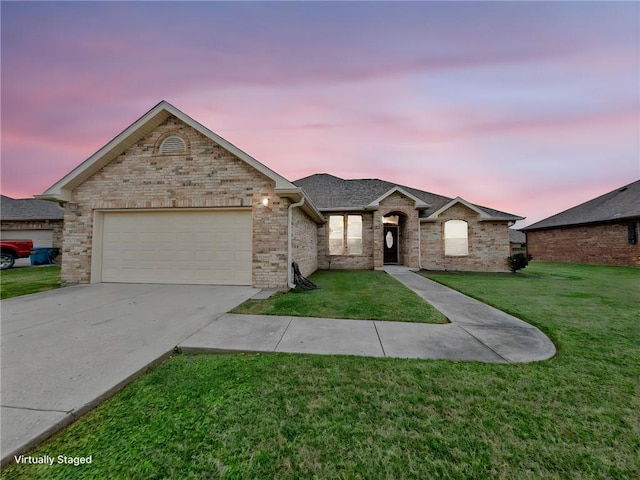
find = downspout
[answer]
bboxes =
[287,196,305,288]
[417,215,422,270]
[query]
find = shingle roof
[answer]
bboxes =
[509,229,527,244]
[522,180,640,231]
[1,195,64,221]
[293,173,522,220]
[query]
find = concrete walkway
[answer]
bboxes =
[181,267,556,363]
[1,284,258,466]
[1,269,555,466]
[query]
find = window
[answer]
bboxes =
[159,135,186,154]
[329,216,344,255]
[329,214,363,255]
[444,220,468,256]
[347,215,363,254]
[629,222,638,245]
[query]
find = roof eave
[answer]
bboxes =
[365,186,430,210]
[423,196,522,222]
[523,215,640,231]
[0,216,64,221]
[479,216,525,222]
[39,101,298,198]
[34,191,71,203]
[167,103,295,190]
[275,188,325,224]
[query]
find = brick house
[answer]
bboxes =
[522,180,640,267]
[39,101,523,288]
[1,195,64,248]
[294,174,522,272]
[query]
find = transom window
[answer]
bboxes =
[329,214,363,255]
[444,220,469,256]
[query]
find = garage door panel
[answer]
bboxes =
[100,211,252,285]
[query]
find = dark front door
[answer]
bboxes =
[383,225,399,264]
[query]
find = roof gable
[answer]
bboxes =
[38,101,298,202]
[366,186,430,210]
[422,197,492,221]
[523,180,640,231]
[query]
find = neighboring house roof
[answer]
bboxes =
[37,101,324,222]
[1,195,64,221]
[509,229,526,244]
[522,180,640,231]
[294,173,523,221]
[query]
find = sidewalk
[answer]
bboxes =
[181,268,556,363]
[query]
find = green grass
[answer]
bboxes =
[2,262,639,479]
[0,266,61,300]
[231,269,448,323]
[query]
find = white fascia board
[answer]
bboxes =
[166,103,296,190]
[320,206,368,212]
[479,215,525,222]
[39,101,297,201]
[275,187,325,223]
[424,197,492,220]
[35,192,71,203]
[366,186,429,209]
[39,102,173,201]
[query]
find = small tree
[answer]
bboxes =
[507,253,530,273]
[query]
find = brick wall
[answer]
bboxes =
[61,115,297,288]
[317,212,374,269]
[291,207,318,277]
[0,220,63,249]
[316,193,512,272]
[421,203,510,272]
[526,222,640,266]
[373,192,420,268]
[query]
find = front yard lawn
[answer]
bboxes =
[0,266,61,300]
[2,262,638,479]
[231,269,448,323]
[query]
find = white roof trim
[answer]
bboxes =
[275,187,325,223]
[423,196,492,221]
[365,186,429,210]
[38,101,297,201]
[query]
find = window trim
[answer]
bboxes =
[328,214,363,256]
[444,219,469,256]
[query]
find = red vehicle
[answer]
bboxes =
[0,239,34,270]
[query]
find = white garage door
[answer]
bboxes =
[1,229,54,247]
[100,210,252,285]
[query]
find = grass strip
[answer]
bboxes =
[0,266,61,300]
[232,269,448,324]
[2,262,638,479]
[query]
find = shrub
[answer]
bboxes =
[508,253,530,273]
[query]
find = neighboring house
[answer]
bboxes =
[0,195,64,248]
[38,101,523,288]
[509,228,527,256]
[522,180,640,267]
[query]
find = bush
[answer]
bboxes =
[508,253,530,273]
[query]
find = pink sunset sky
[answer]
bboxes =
[1,1,638,227]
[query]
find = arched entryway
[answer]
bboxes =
[382,212,407,264]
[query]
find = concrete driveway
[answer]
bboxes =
[0,283,257,465]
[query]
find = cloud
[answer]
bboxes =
[1,1,638,227]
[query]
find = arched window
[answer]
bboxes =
[444,220,468,256]
[159,135,186,155]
